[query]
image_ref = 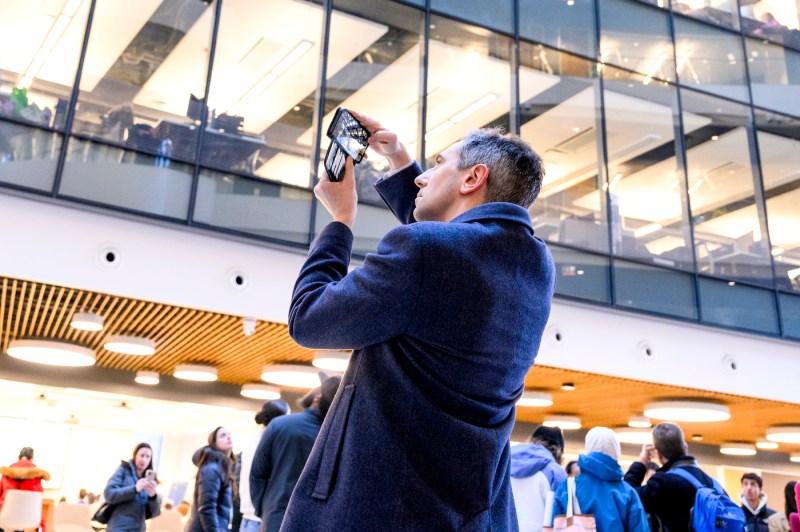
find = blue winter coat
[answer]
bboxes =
[185,447,233,532]
[553,453,650,532]
[282,162,555,531]
[102,460,160,532]
[510,443,567,490]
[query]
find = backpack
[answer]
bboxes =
[668,467,745,531]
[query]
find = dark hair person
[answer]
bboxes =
[186,427,235,532]
[102,442,160,531]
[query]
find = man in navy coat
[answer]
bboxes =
[282,111,555,531]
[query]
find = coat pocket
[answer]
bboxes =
[312,383,355,500]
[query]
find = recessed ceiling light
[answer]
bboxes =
[135,371,159,385]
[70,312,104,331]
[561,382,576,391]
[7,339,96,367]
[790,452,800,463]
[261,364,320,389]
[628,416,652,428]
[241,384,281,400]
[543,415,581,430]
[766,425,800,444]
[720,443,756,456]
[312,351,350,373]
[691,434,704,441]
[644,400,731,422]
[755,438,778,450]
[517,391,554,407]
[614,427,653,445]
[103,335,156,356]
[174,364,218,382]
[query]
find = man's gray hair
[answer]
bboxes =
[652,422,687,461]
[457,127,545,208]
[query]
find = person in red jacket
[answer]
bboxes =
[0,447,51,531]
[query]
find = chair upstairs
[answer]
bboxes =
[53,502,92,532]
[147,509,182,532]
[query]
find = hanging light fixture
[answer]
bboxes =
[241,384,281,400]
[70,312,104,331]
[516,392,554,407]
[765,425,800,444]
[103,335,156,356]
[261,364,320,389]
[135,371,160,385]
[790,453,800,463]
[543,415,582,430]
[719,443,756,456]
[7,339,95,367]
[312,351,350,372]
[628,416,652,428]
[644,400,731,422]
[174,364,218,382]
[614,427,653,445]
[755,438,778,450]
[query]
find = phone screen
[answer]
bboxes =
[324,138,347,182]
[327,108,369,163]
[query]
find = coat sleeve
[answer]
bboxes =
[373,162,423,225]
[197,464,223,532]
[288,222,422,349]
[249,424,275,519]
[103,465,137,504]
[146,494,161,520]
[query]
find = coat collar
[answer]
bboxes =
[450,202,533,232]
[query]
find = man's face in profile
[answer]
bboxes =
[413,142,468,222]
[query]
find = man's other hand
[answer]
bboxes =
[349,110,412,170]
[317,157,357,228]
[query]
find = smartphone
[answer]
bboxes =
[324,138,348,182]
[326,108,369,163]
[145,469,156,482]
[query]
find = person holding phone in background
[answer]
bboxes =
[103,442,160,531]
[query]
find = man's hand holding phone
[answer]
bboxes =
[349,110,411,171]
[318,157,357,228]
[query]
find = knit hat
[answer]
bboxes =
[585,426,621,461]
[532,425,565,451]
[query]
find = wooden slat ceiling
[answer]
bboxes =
[2,275,799,452]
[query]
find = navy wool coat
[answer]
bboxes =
[102,460,160,532]
[282,162,555,531]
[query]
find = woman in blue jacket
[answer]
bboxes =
[103,442,160,532]
[186,427,235,532]
[552,427,650,531]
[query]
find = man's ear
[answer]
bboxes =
[460,164,489,196]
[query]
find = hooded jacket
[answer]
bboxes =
[0,459,50,509]
[186,446,233,532]
[509,443,566,532]
[103,459,160,532]
[741,492,775,532]
[553,452,650,531]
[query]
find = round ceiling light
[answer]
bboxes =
[7,339,96,367]
[766,426,800,444]
[261,364,320,389]
[517,391,554,408]
[135,371,160,385]
[614,427,653,445]
[755,438,778,450]
[628,416,652,428]
[103,335,156,356]
[543,415,582,430]
[241,384,281,400]
[790,452,800,463]
[174,364,218,382]
[643,400,731,422]
[720,443,756,456]
[70,312,104,331]
[312,351,350,373]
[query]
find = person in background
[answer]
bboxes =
[741,472,776,531]
[186,427,235,532]
[103,442,160,532]
[78,488,88,504]
[552,427,649,531]
[565,461,580,478]
[510,426,567,532]
[0,447,51,531]
[791,483,800,532]
[768,481,797,532]
[239,400,289,532]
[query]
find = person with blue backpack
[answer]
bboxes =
[624,422,745,531]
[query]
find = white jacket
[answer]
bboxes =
[511,471,553,532]
[239,427,265,521]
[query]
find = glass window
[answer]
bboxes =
[746,38,800,118]
[431,0,512,35]
[698,277,779,334]
[193,169,313,244]
[551,245,611,304]
[599,0,675,83]
[0,0,90,131]
[778,292,800,339]
[601,67,694,271]
[674,0,740,30]
[519,0,597,57]
[673,16,749,102]
[71,0,213,165]
[681,89,773,286]
[613,259,698,319]
[753,109,800,294]
[740,4,800,48]
[424,16,513,163]
[519,45,608,254]
[0,122,61,192]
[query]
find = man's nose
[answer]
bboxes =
[414,170,430,188]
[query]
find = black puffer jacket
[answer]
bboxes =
[186,447,233,532]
